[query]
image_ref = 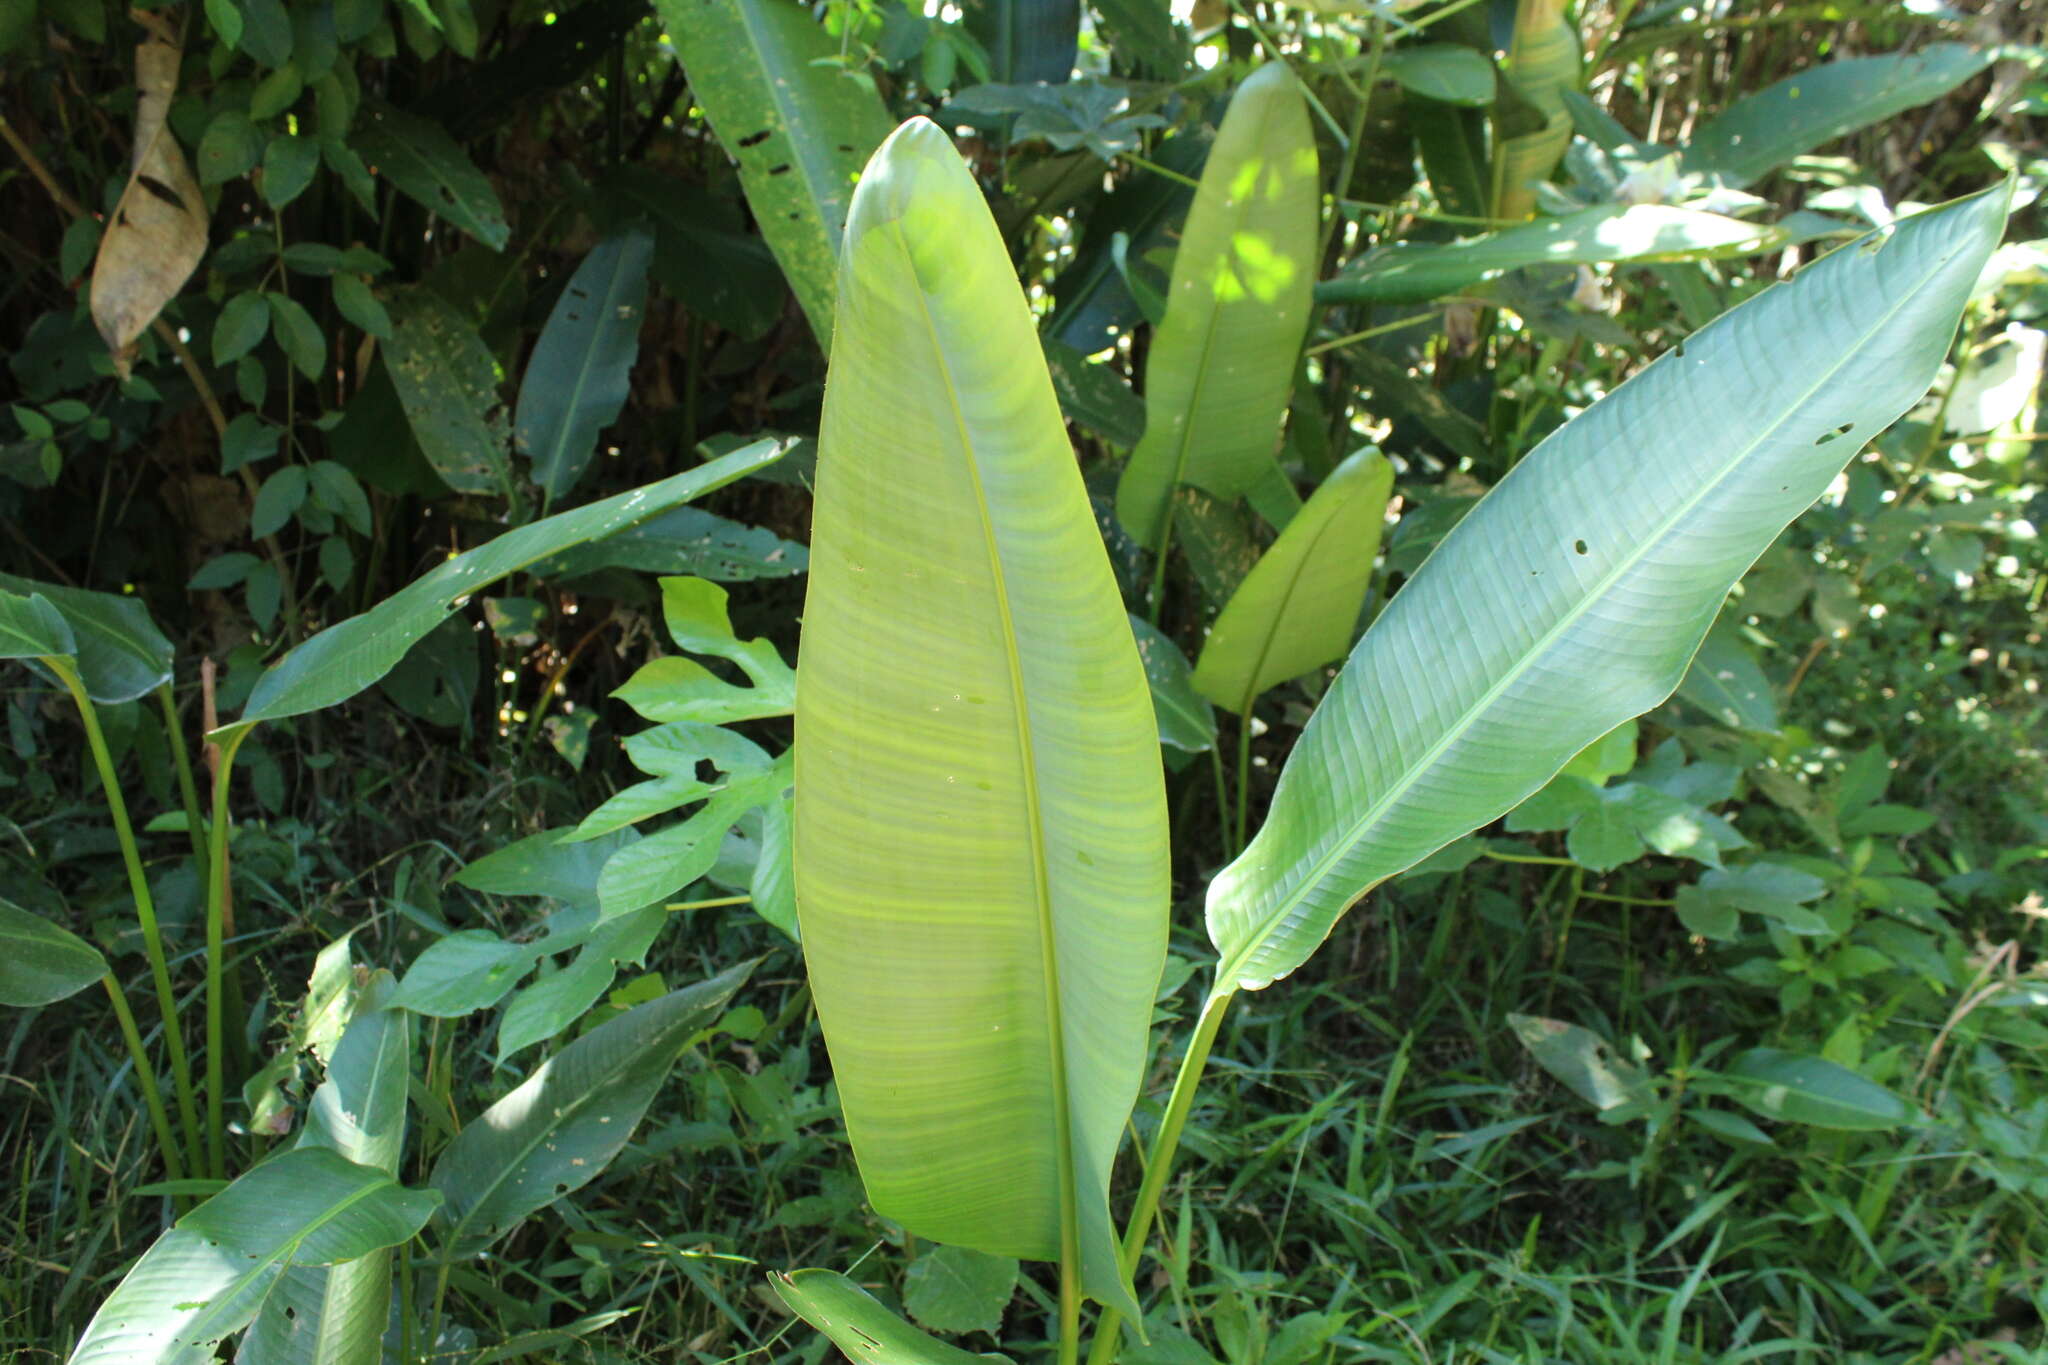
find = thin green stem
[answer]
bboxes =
[156,684,210,883]
[55,660,205,1177]
[100,973,184,1187]
[1118,151,1200,190]
[1086,988,1234,1365]
[1233,714,1253,855]
[665,895,752,912]
[204,725,251,1181]
[1208,747,1230,850]
[1304,310,1442,357]
[1482,849,1576,867]
[1318,16,1384,266]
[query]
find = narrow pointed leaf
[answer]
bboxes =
[226,440,782,732]
[427,960,751,1258]
[1207,186,2008,992]
[771,1269,1012,1364]
[1318,204,1782,306]
[1192,449,1392,715]
[1682,44,1992,191]
[795,119,1166,1317]
[67,1149,439,1365]
[352,102,510,250]
[514,228,654,499]
[0,896,107,1007]
[661,0,895,347]
[1116,63,1319,547]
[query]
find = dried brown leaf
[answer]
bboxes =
[89,9,210,377]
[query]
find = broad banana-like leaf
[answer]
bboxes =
[1115,63,1319,551]
[0,895,107,1007]
[237,979,412,1365]
[1207,185,2008,993]
[0,574,173,703]
[795,118,1167,1318]
[223,440,781,735]
[1318,204,1782,306]
[1192,449,1392,716]
[770,1269,1013,1364]
[427,959,751,1258]
[66,1149,439,1365]
[1682,44,1992,191]
[661,0,895,347]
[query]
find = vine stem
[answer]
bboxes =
[204,725,251,1181]
[54,659,206,1177]
[1085,988,1234,1365]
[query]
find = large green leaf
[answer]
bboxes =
[1317,204,1781,306]
[1682,44,1992,191]
[225,440,782,733]
[0,895,108,1007]
[0,574,173,702]
[1206,186,2007,993]
[237,983,414,1365]
[426,960,750,1258]
[1116,63,1319,549]
[66,1149,439,1365]
[383,286,513,497]
[795,119,1166,1318]
[661,0,895,347]
[1192,450,1391,716]
[771,1269,1012,1365]
[0,588,75,659]
[514,228,654,501]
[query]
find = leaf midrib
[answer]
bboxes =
[1217,229,1963,988]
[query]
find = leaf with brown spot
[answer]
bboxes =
[90,9,211,378]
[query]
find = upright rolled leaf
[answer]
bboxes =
[1489,0,1580,221]
[1207,186,2009,993]
[1192,449,1392,716]
[1116,63,1319,549]
[795,119,1167,1317]
[662,0,896,347]
[237,982,414,1365]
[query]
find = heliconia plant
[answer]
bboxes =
[781,71,2010,1365]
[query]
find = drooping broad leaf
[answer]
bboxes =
[795,119,1166,1318]
[1682,44,1992,191]
[1206,186,2008,992]
[237,982,414,1365]
[0,896,108,1007]
[529,505,809,582]
[771,1269,1012,1365]
[660,0,895,347]
[1318,204,1781,306]
[352,101,510,250]
[225,440,782,733]
[426,960,751,1258]
[0,589,75,661]
[1116,63,1319,549]
[0,574,173,702]
[67,1149,439,1365]
[1191,449,1392,715]
[514,228,654,500]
